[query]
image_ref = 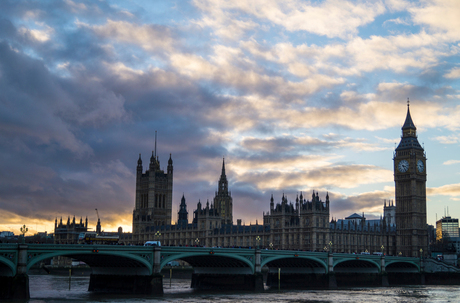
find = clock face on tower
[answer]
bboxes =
[398,160,409,173]
[417,160,424,172]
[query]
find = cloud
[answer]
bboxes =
[443,160,460,165]
[0,0,459,235]
[410,0,460,41]
[433,135,460,144]
[234,162,392,191]
[383,18,409,26]
[193,0,386,39]
[428,183,460,197]
[329,189,393,218]
[444,67,460,79]
[82,19,175,53]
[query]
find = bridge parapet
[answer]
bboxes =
[424,258,460,273]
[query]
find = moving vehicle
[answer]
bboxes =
[78,232,119,245]
[144,241,161,247]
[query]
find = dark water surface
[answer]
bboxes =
[24,275,460,302]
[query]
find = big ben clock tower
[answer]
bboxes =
[394,100,428,257]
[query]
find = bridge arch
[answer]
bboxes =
[333,258,380,273]
[161,252,254,273]
[385,260,420,272]
[26,250,153,275]
[0,256,16,276]
[262,256,328,274]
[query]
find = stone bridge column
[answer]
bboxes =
[328,253,337,289]
[153,247,161,274]
[12,242,30,299]
[420,257,425,285]
[381,256,389,287]
[254,249,261,273]
[150,247,163,294]
[253,249,263,291]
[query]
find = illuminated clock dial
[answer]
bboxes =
[398,160,409,173]
[417,160,424,172]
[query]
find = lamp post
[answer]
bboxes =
[20,225,28,243]
[20,225,28,236]
[256,236,261,249]
[420,248,424,271]
[155,231,161,241]
[324,246,327,252]
[398,252,402,257]
[381,245,384,255]
[329,241,333,253]
[195,238,200,247]
[269,242,273,250]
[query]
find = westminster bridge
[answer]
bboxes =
[0,243,452,299]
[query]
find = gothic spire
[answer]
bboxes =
[221,157,226,177]
[218,157,228,194]
[402,98,416,133]
[396,99,423,151]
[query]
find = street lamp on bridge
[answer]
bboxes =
[269,242,273,250]
[328,241,333,253]
[155,231,161,241]
[256,236,260,249]
[20,225,28,243]
[195,238,200,247]
[381,245,384,255]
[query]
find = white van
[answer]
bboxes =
[144,241,161,247]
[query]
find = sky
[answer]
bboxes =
[0,0,459,236]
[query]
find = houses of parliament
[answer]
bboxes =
[131,104,428,257]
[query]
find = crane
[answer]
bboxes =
[95,208,100,220]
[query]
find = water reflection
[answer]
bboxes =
[28,275,460,303]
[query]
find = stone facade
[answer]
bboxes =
[130,104,428,256]
[54,216,87,244]
[132,150,173,244]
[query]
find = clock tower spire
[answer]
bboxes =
[394,99,427,257]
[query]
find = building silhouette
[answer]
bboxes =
[130,104,428,256]
[54,216,87,244]
[394,100,428,256]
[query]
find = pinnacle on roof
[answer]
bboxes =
[402,98,416,131]
[221,157,226,176]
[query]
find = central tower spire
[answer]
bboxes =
[214,158,233,225]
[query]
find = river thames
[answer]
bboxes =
[17,274,459,302]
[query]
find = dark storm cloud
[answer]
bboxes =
[1,0,459,233]
[0,1,232,229]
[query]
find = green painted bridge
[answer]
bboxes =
[0,243,423,299]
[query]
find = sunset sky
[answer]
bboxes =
[1,0,459,235]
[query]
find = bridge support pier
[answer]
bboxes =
[381,272,389,287]
[191,273,263,291]
[9,243,30,300]
[328,273,337,289]
[5,273,29,300]
[88,273,163,294]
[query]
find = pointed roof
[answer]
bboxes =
[221,157,226,176]
[396,99,423,151]
[402,100,416,131]
[345,213,364,219]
